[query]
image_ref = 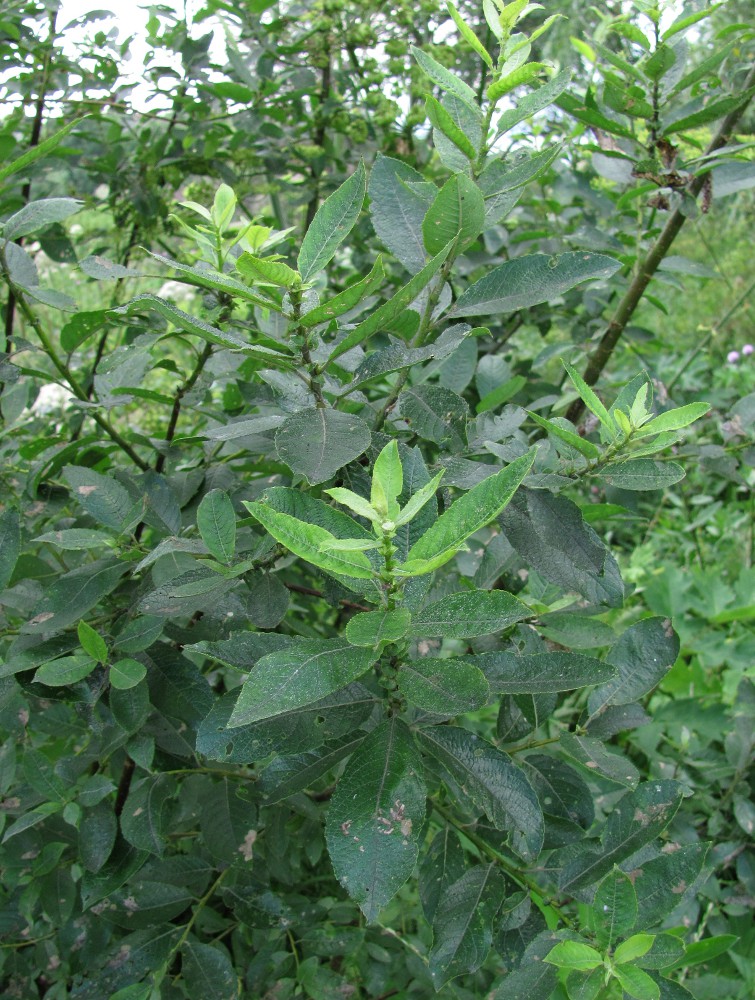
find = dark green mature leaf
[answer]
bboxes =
[297,161,366,282]
[425,95,477,160]
[419,828,466,924]
[593,867,637,948]
[398,657,489,714]
[181,939,239,1000]
[228,639,378,726]
[418,726,543,861]
[0,508,20,589]
[559,733,640,788]
[451,252,620,317]
[561,781,685,892]
[80,836,148,909]
[398,383,468,448]
[368,154,434,273]
[259,733,365,804]
[490,930,561,999]
[199,779,257,864]
[589,618,679,717]
[326,718,427,922]
[428,864,506,988]
[275,407,372,484]
[499,488,625,607]
[473,651,616,693]
[23,559,128,634]
[79,803,118,873]
[663,89,755,135]
[33,654,97,686]
[69,925,179,998]
[411,45,479,107]
[121,776,173,856]
[197,489,236,563]
[523,755,594,832]
[405,450,535,570]
[599,459,685,491]
[245,571,290,629]
[632,844,710,930]
[3,197,82,240]
[423,174,485,256]
[410,590,530,638]
[63,465,137,531]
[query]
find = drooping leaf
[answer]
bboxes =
[227,639,378,726]
[418,726,543,861]
[429,864,506,988]
[297,161,366,282]
[275,407,372,485]
[3,197,82,241]
[409,589,530,638]
[368,155,434,273]
[452,252,620,317]
[197,489,236,563]
[398,657,490,714]
[326,718,427,922]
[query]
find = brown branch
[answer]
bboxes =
[566,62,755,425]
[284,582,370,612]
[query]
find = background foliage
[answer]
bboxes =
[0,1,753,998]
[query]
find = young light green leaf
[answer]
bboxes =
[275,408,372,485]
[446,1,494,68]
[593,867,638,949]
[406,450,535,566]
[409,590,530,639]
[371,440,403,518]
[197,489,236,563]
[562,359,614,430]
[613,964,660,1000]
[326,717,427,922]
[243,502,375,579]
[328,242,453,362]
[318,537,379,552]
[635,402,710,437]
[395,468,445,527]
[299,256,385,328]
[614,934,655,965]
[398,657,489,715]
[425,96,477,160]
[228,639,378,726]
[297,160,366,282]
[487,63,547,103]
[452,252,620,317]
[110,658,147,690]
[527,411,601,459]
[78,621,108,664]
[345,609,411,647]
[236,252,301,288]
[325,487,380,523]
[34,655,97,686]
[429,864,506,988]
[422,174,485,256]
[418,726,543,861]
[544,941,603,971]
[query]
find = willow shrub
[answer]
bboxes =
[1,2,751,997]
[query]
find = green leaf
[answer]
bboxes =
[395,468,445,527]
[636,402,709,437]
[495,69,571,136]
[3,197,82,241]
[0,508,20,589]
[275,407,372,485]
[297,161,366,282]
[398,383,468,448]
[110,681,150,734]
[643,43,676,81]
[599,459,685,491]
[24,559,129,635]
[635,934,686,971]
[372,440,403,517]
[423,174,485,256]
[476,375,526,413]
[345,609,411,648]
[328,242,453,362]
[527,411,601,459]
[663,90,755,136]
[326,717,427,921]
[236,252,301,288]
[79,802,118,873]
[488,63,547,102]
[589,618,679,717]
[559,733,640,788]
[110,658,147,690]
[0,116,85,184]
[425,95,478,160]
[33,528,115,551]
[446,1,494,68]
[259,733,366,804]
[78,620,108,663]
[149,252,286,311]
[120,776,172,856]
[662,7,718,41]
[490,931,560,999]
[197,489,236,563]
[429,864,506,988]
[474,651,616,693]
[499,488,625,607]
[560,781,685,892]
[406,450,535,568]
[33,654,97,686]
[410,590,530,639]
[544,940,603,971]
[398,657,489,714]
[671,934,737,969]
[614,933,655,964]
[245,571,290,629]
[63,465,136,531]
[368,155,434,274]
[244,501,374,579]
[593,867,637,949]
[418,726,543,861]
[562,359,614,431]
[227,639,378,726]
[452,252,620,317]
[613,964,660,1000]
[181,940,239,1000]
[419,828,466,923]
[411,46,479,107]
[300,256,385,327]
[324,487,380,523]
[632,844,709,930]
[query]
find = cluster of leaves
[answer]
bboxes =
[0,1,754,998]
